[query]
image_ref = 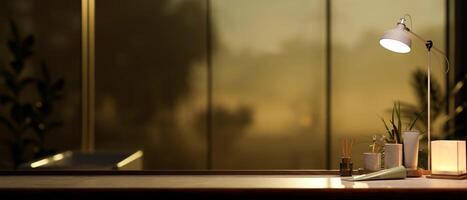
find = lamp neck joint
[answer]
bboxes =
[397,18,410,31]
[426,40,433,51]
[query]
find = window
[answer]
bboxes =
[0,0,449,170]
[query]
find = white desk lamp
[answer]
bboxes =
[379,17,449,171]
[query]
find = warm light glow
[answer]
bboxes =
[431,140,466,175]
[117,150,143,168]
[52,154,64,161]
[456,106,464,114]
[30,152,71,168]
[379,39,411,53]
[30,159,50,168]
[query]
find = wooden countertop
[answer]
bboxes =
[0,174,466,199]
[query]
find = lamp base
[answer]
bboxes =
[426,173,467,180]
[406,168,423,177]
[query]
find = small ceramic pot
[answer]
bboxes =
[384,143,402,169]
[403,130,420,169]
[363,152,381,171]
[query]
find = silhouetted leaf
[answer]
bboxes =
[22,35,35,49]
[18,77,37,90]
[9,20,19,39]
[22,138,39,146]
[21,43,34,59]
[9,60,23,73]
[11,104,33,124]
[38,101,51,114]
[0,94,15,105]
[0,68,13,80]
[0,115,17,134]
[30,121,45,135]
[410,68,445,119]
[40,62,50,83]
[5,79,19,95]
[51,79,65,92]
[7,40,18,55]
[36,81,47,99]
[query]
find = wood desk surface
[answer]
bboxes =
[0,175,466,199]
[0,175,466,189]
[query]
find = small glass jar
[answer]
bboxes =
[340,157,353,176]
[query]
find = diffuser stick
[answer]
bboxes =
[340,138,354,177]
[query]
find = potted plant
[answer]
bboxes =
[380,102,420,169]
[363,135,385,171]
[0,21,65,169]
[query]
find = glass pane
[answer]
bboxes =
[0,0,82,169]
[211,0,327,169]
[331,0,446,168]
[95,0,208,169]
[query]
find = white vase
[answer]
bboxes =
[363,152,381,171]
[384,143,402,169]
[403,130,420,169]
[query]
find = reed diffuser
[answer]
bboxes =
[340,138,354,176]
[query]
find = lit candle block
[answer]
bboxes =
[431,140,466,176]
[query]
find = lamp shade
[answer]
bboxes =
[379,24,411,53]
[431,140,466,176]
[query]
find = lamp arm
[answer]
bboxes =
[407,30,450,74]
[407,30,444,54]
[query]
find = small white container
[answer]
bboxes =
[384,143,402,169]
[402,130,420,169]
[363,152,381,171]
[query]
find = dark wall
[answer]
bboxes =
[454,0,467,139]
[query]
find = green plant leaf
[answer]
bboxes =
[391,103,395,125]
[390,119,400,144]
[396,101,402,137]
[380,117,391,135]
[408,111,423,130]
